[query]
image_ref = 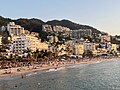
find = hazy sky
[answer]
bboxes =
[1,0,120,35]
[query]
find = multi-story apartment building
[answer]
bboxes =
[38,42,48,51]
[10,35,29,54]
[74,43,84,55]
[42,24,70,32]
[47,36,58,43]
[26,35,48,52]
[42,25,53,32]
[5,22,48,54]
[84,42,96,51]
[53,25,70,32]
[26,35,40,52]
[100,35,111,42]
[7,22,24,36]
[1,26,6,31]
[68,29,92,39]
[66,39,84,55]
[10,35,48,54]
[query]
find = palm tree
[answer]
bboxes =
[32,49,39,61]
[65,44,72,55]
[83,50,93,58]
[23,48,32,58]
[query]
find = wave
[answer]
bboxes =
[95,61,101,63]
[46,67,66,72]
[26,72,37,77]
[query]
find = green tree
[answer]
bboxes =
[83,50,93,58]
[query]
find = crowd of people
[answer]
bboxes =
[0,56,118,76]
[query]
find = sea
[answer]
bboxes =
[0,58,120,90]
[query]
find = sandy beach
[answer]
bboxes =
[0,57,118,77]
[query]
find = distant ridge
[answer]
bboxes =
[46,19,101,34]
[0,16,101,34]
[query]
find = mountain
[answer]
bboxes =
[0,16,45,33]
[0,16,11,26]
[14,18,45,32]
[0,16,101,33]
[46,19,101,34]
[0,16,101,41]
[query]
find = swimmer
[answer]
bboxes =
[38,83,40,85]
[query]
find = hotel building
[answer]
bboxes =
[7,22,48,54]
[10,35,48,54]
[7,22,24,36]
[68,29,92,39]
[10,35,29,54]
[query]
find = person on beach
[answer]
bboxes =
[21,74,26,79]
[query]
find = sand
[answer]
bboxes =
[0,57,118,77]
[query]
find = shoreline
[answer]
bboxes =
[0,57,119,77]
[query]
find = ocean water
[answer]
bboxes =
[0,58,120,90]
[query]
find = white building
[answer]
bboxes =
[10,35,48,54]
[10,35,29,54]
[1,26,6,31]
[68,29,92,39]
[7,22,25,36]
[7,22,48,54]
[42,24,70,32]
[84,42,96,51]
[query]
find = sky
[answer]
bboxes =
[0,0,120,35]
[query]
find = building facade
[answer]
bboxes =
[74,43,84,55]
[68,29,92,39]
[10,35,29,54]
[10,35,48,54]
[84,42,96,51]
[26,35,48,52]
[7,22,25,36]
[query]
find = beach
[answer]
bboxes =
[0,57,118,77]
[1,57,120,90]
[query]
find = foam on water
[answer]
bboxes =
[46,67,66,72]
[26,72,37,77]
[57,67,65,70]
[46,68,57,72]
[95,61,101,63]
